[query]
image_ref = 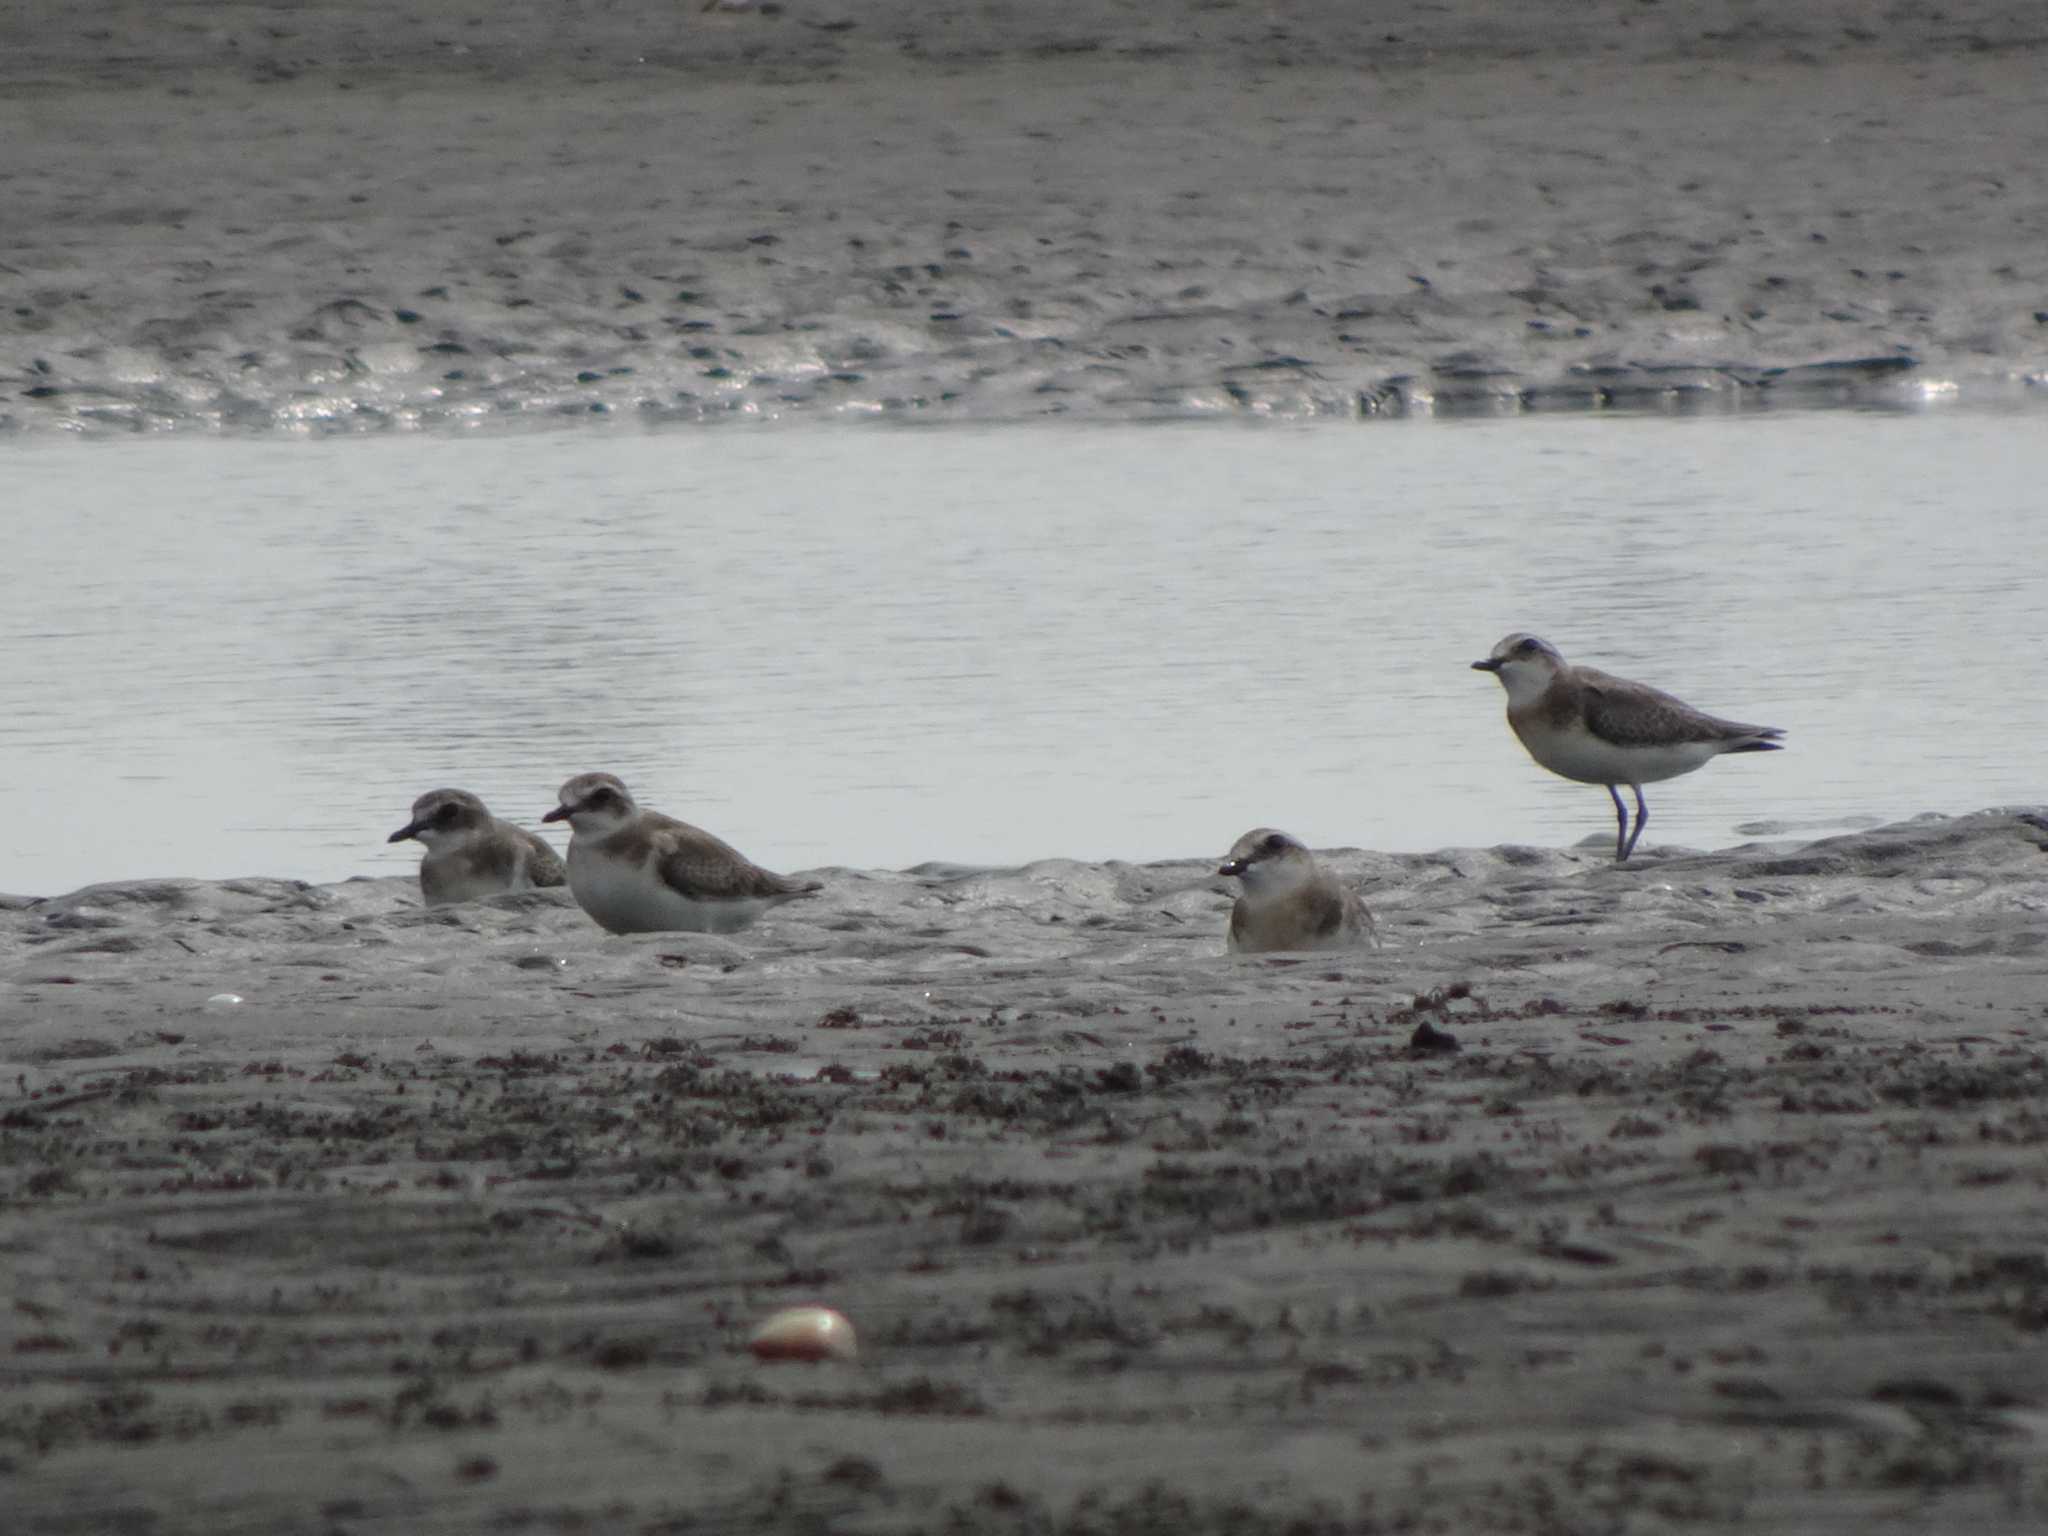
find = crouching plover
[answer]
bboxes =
[542,771,822,935]
[1472,633,1784,861]
[388,788,566,905]
[1218,828,1378,953]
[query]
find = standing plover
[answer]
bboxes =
[542,771,822,934]
[388,788,566,905]
[1218,828,1377,953]
[1471,633,1784,861]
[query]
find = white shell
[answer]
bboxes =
[747,1306,857,1362]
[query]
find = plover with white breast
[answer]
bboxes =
[388,788,567,905]
[542,771,822,935]
[1472,633,1785,861]
[1218,828,1378,953]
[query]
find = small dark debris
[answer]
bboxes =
[592,1337,655,1370]
[1409,1020,1459,1054]
[1872,1379,1966,1409]
[1696,1144,1759,1175]
[823,1456,886,1490]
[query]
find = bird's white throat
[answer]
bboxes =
[1492,657,1558,708]
[1240,855,1315,899]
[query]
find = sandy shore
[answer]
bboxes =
[4,0,2046,432]
[5,809,2048,1531]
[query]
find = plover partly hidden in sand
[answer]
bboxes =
[1472,633,1784,861]
[388,788,566,905]
[1218,828,1378,953]
[542,771,822,934]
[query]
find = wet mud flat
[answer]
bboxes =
[3,0,2047,433]
[4,810,2048,1532]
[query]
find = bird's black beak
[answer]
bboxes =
[1471,658,1503,673]
[1217,859,1246,877]
[541,805,570,824]
[388,821,422,843]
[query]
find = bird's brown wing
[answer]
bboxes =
[645,816,817,902]
[1301,882,1349,939]
[1307,882,1380,948]
[518,827,567,886]
[1576,668,1772,747]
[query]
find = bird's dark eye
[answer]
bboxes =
[1517,637,1541,654]
[588,788,610,806]
[1263,833,1288,853]
[436,803,459,823]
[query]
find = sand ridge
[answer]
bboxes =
[5,809,2047,1530]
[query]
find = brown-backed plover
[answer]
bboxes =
[388,788,566,905]
[1218,827,1377,953]
[1472,632,1784,861]
[542,771,821,934]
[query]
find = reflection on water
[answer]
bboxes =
[6,414,2045,892]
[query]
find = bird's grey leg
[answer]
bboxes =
[1621,784,1649,860]
[1608,783,1629,861]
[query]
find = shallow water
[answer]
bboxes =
[6,412,2044,893]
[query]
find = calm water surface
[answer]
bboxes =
[6,415,2044,893]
